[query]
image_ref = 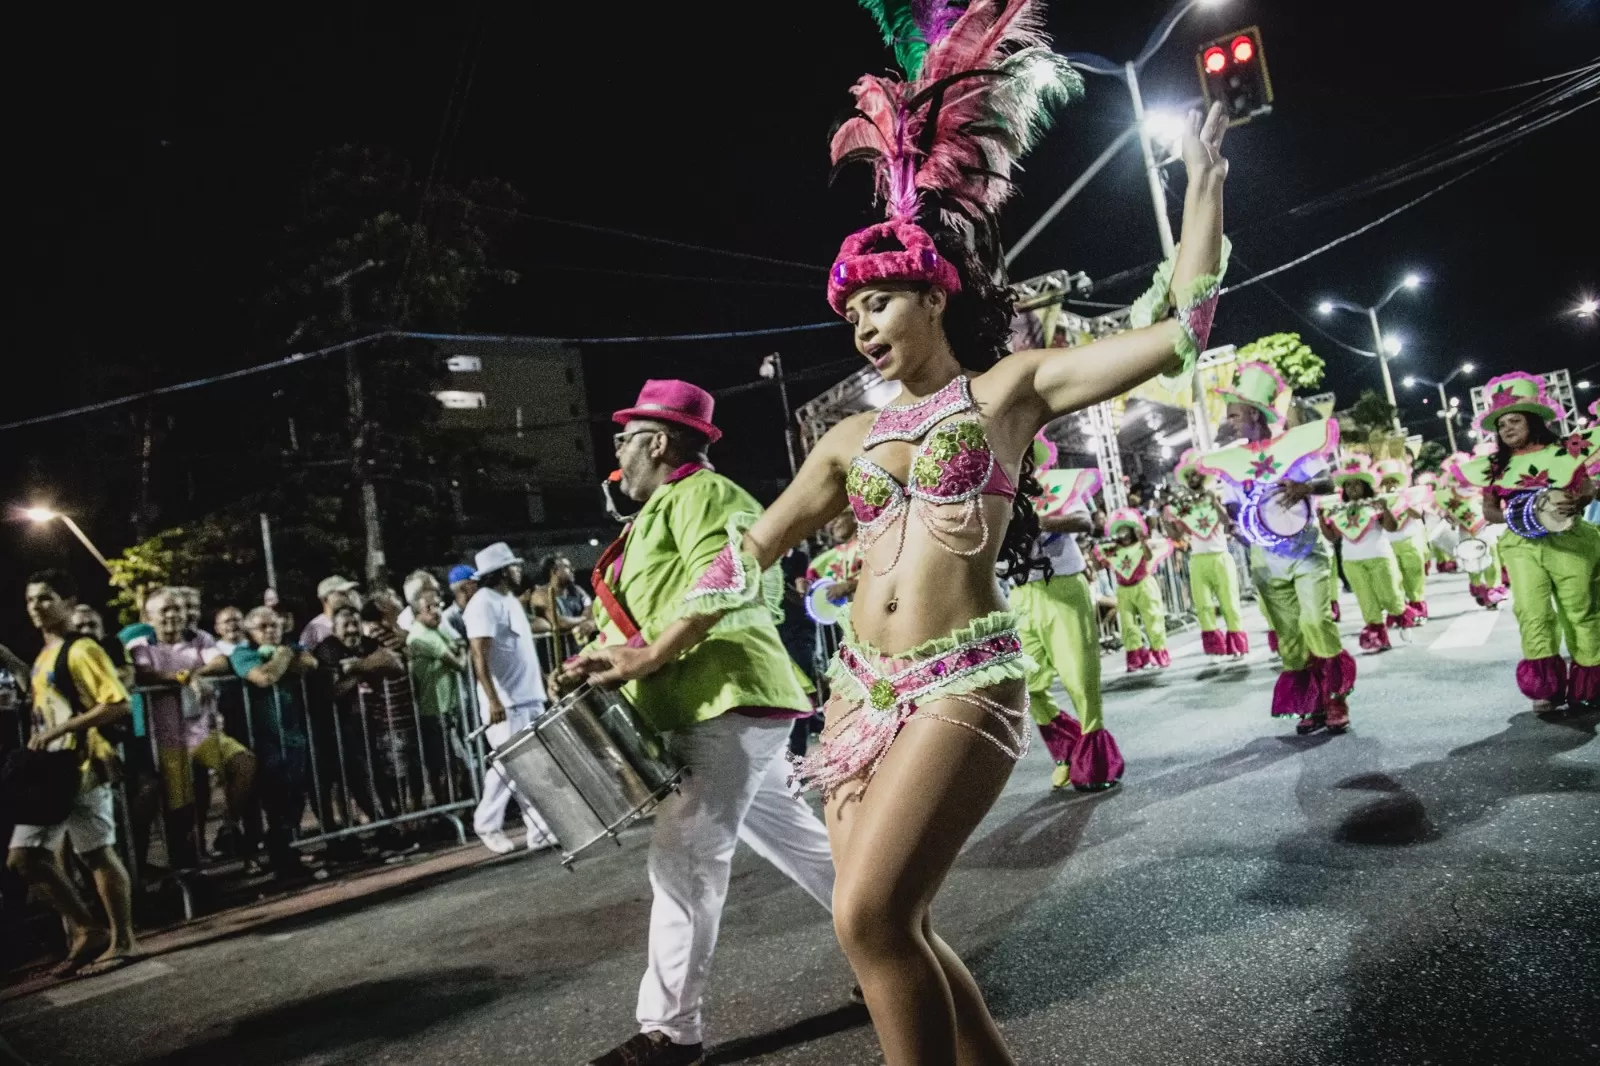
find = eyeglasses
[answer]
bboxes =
[612,428,661,451]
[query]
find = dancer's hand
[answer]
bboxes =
[1275,480,1312,506]
[1182,102,1229,184]
[574,644,661,689]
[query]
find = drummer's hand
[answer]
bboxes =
[1552,496,1581,517]
[486,698,506,726]
[574,644,661,689]
[1275,480,1312,505]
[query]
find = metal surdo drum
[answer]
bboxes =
[489,683,682,868]
[1506,488,1575,539]
[1453,537,1490,572]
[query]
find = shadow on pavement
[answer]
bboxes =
[706,1004,871,1064]
[130,966,520,1065]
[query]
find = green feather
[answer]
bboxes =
[857,0,927,79]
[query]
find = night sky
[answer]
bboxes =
[5,1,1598,626]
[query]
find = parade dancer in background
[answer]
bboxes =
[1376,458,1432,620]
[1451,373,1599,713]
[572,380,837,1066]
[576,2,1230,1057]
[1096,509,1172,672]
[1163,448,1248,661]
[1433,460,1507,608]
[1200,362,1355,735]
[1319,456,1413,653]
[1015,462,1123,791]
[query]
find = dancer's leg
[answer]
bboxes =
[1139,577,1168,651]
[1345,560,1385,625]
[826,681,1024,1066]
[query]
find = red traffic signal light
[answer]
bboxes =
[1196,26,1273,126]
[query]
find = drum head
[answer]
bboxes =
[1258,491,1311,537]
[805,581,848,626]
[1535,489,1575,533]
[1454,538,1489,570]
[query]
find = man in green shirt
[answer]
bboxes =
[575,380,837,1066]
[405,588,469,808]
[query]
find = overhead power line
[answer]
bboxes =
[515,211,828,274]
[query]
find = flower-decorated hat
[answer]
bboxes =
[1106,507,1150,539]
[1173,447,1207,482]
[1331,454,1377,490]
[1214,361,1289,424]
[1415,471,1439,488]
[1476,371,1564,433]
[1373,458,1410,488]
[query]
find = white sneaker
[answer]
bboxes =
[478,829,517,855]
[525,826,558,852]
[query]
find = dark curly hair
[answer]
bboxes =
[924,215,1050,584]
[1485,412,1559,483]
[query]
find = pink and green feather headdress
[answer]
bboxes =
[827,0,1083,315]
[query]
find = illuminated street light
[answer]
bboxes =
[1461,361,1475,374]
[1314,274,1425,432]
[1403,274,1422,289]
[1402,376,1417,388]
[1317,301,1335,315]
[1141,109,1189,152]
[1579,380,1593,390]
[17,505,113,573]
[1402,364,1476,453]
[1382,335,1403,356]
[1575,298,1598,317]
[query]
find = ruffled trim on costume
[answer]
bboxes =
[1569,662,1600,704]
[1151,647,1172,668]
[1516,656,1567,702]
[1225,631,1250,656]
[1200,630,1224,656]
[1408,600,1429,619]
[1267,630,1280,654]
[1271,667,1318,718]
[1125,647,1150,672]
[1312,650,1356,704]
[824,610,1031,707]
[1386,605,1423,629]
[1359,623,1391,652]
[671,512,784,637]
[1329,599,1342,623]
[1128,237,1232,389]
[1037,712,1082,763]
[1069,728,1125,789]
[1484,586,1508,606]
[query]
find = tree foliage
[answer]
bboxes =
[1413,439,1448,475]
[1234,332,1325,391]
[1345,389,1402,444]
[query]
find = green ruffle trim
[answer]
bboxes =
[825,610,1035,706]
[659,512,783,641]
[1129,236,1232,390]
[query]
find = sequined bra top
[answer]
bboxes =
[845,376,1016,573]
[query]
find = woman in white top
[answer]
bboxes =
[1319,458,1419,653]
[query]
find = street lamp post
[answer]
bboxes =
[1317,273,1421,434]
[1401,362,1474,455]
[23,507,114,574]
[1060,0,1226,451]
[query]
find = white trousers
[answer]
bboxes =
[637,713,836,1046]
[473,701,553,840]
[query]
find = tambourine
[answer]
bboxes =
[804,580,850,626]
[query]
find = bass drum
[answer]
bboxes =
[489,683,682,868]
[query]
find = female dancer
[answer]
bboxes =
[579,3,1229,1060]
[1452,374,1599,712]
[1319,457,1412,652]
[1433,461,1507,608]
[1097,509,1173,672]
[1375,459,1432,620]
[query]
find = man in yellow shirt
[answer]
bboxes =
[0,569,140,976]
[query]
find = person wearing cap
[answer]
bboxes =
[1199,362,1356,735]
[441,565,477,643]
[1375,459,1432,621]
[462,543,556,854]
[299,576,360,650]
[1163,448,1248,661]
[1093,509,1172,673]
[1451,373,1599,712]
[567,379,836,1063]
[1318,456,1414,653]
[1015,462,1124,791]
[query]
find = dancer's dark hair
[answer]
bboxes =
[1485,415,1559,482]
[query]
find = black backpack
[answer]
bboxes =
[0,637,94,827]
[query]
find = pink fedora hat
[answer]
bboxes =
[612,379,722,443]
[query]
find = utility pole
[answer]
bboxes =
[1365,306,1404,434]
[135,405,156,539]
[327,259,384,587]
[761,353,799,478]
[1436,382,1459,454]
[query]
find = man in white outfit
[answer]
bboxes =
[463,542,555,854]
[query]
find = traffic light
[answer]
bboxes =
[1197,26,1273,126]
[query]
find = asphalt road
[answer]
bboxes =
[2,572,1597,1066]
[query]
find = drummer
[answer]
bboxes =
[1450,373,1599,713]
[565,380,838,1066]
[1198,362,1357,735]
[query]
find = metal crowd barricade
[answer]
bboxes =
[127,651,491,920]
[1158,553,1198,635]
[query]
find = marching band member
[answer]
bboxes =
[1163,448,1248,660]
[1319,456,1414,652]
[1014,464,1123,791]
[1199,362,1356,735]
[573,380,838,1066]
[1451,373,1599,713]
[1095,509,1172,672]
[579,1,1230,1055]
[1375,458,1432,620]
[1433,459,1507,608]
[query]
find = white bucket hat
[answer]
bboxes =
[472,542,524,580]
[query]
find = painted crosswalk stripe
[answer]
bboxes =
[1428,610,1501,650]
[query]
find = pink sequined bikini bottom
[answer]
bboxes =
[792,611,1032,800]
